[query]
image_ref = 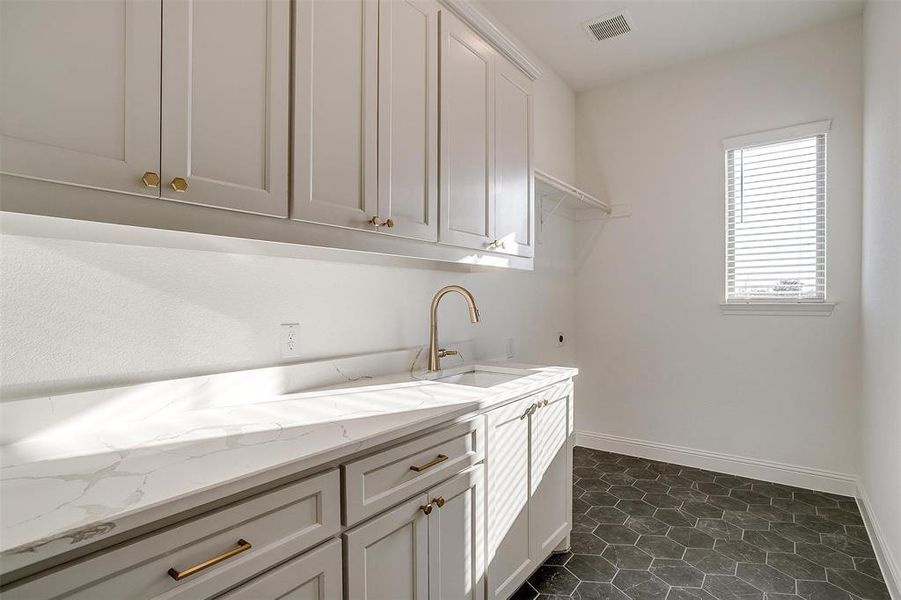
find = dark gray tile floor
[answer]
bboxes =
[512,447,890,600]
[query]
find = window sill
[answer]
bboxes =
[719,302,836,316]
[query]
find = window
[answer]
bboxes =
[724,121,830,306]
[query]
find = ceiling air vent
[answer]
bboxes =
[583,10,632,42]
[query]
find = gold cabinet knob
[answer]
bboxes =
[170,177,188,192]
[141,171,160,188]
[420,503,433,515]
[433,496,446,508]
[487,239,505,250]
[369,216,395,228]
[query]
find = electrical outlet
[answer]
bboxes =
[556,332,566,347]
[281,323,301,358]
[506,338,515,359]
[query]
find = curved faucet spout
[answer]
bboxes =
[428,285,480,372]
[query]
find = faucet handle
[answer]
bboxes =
[437,349,458,358]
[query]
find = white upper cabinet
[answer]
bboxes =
[0,0,538,268]
[439,10,496,251]
[377,0,441,241]
[292,0,379,229]
[0,0,161,197]
[493,58,535,258]
[161,0,290,216]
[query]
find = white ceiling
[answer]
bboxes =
[479,0,864,91]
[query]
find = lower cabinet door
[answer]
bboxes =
[344,493,430,600]
[427,465,484,600]
[215,538,342,600]
[484,396,534,600]
[529,391,571,558]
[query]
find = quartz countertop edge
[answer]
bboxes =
[0,363,577,577]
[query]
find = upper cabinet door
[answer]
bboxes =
[493,58,535,258]
[293,0,378,229]
[0,0,161,197]
[377,0,440,241]
[161,0,289,216]
[439,11,495,251]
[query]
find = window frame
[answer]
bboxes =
[720,120,835,316]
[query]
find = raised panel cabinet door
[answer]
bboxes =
[529,391,571,558]
[427,465,485,600]
[439,10,495,251]
[0,0,161,196]
[493,58,534,258]
[344,494,429,600]
[485,396,534,600]
[161,0,289,216]
[293,0,378,229]
[216,538,343,600]
[377,0,439,241]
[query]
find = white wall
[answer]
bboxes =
[0,42,579,401]
[573,17,863,478]
[860,0,901,588]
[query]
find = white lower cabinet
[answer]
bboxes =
[344,465,485,600]
[344,493,430,600]
[485,384,572,600]
[215,538,342,600]
[428,466,485,600]
[529,392,571,559]
[1,381,574,600]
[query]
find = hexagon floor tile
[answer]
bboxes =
[511,448,890,600]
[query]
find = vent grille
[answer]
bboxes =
[583,12,632,42]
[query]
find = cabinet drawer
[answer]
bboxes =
[5,470,340,600]
[343,417,484,526]
[215,538,342,600]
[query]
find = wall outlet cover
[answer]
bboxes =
[281,323,301,358]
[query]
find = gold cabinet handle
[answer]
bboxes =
[170,177,188,192]
[167,539,251,581]
[420,503,433,515]
[369,216,395,228]
[409,454,448,472]
[141,171,160,188]
[433,496,446,508]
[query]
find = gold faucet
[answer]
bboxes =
[428,285,480,371]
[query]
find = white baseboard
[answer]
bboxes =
[856,483,901,600]
[575,430,858,497]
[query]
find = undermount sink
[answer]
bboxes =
[434,368,526,388]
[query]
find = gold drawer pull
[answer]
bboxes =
[167,539,252,581]
[409,454,448,473]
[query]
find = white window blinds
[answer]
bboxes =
[724,122,828,302]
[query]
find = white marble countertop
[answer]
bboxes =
[0,348,576,576]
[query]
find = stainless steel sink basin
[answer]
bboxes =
[435,369,526,388]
